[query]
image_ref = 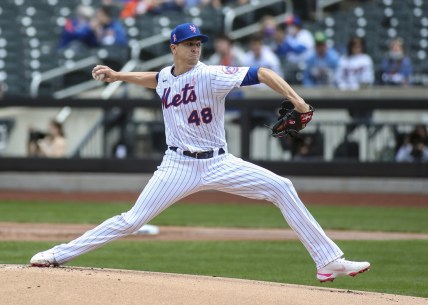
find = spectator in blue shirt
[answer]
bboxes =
[275,15,314,65]
[381,37,412,86]
[244,34,283,79]
[92,5,128,47]
[59,5,97,49]
[303,31,339,87]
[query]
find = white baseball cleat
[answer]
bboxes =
[317,258,370,282]
[30,250,59,267]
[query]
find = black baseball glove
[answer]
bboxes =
[268,101,314,138]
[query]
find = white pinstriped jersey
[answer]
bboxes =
[156,61,249,152]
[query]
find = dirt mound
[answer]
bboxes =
[1,265,425,305]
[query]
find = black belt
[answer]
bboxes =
[169,147,225,159]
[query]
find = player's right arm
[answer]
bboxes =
[92,65,158,89]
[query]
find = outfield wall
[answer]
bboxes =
[1,93,427,195]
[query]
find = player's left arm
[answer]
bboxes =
[92,65,158,89]
[257,67,310,113]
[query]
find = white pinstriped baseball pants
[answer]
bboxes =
[52,149,344,269]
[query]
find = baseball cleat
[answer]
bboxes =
[30,250,59,267]
[317,258,370,282]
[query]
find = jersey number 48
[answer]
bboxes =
[188,107,212,126]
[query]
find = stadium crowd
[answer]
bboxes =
[51,0,423,162]
[58,1,413,90]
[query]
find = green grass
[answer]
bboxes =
[1,240,427,298]
[1,200,427,297]
[0,200,427,233]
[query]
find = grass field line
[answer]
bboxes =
[1,222,428,242]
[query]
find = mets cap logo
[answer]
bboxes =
[189,25,197,33]
[173,34,177,42]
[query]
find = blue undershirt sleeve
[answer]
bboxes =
[156,72,159,83]
[240,66,260,86]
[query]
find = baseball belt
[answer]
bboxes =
[169,147,225,159]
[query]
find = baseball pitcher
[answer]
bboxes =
[31,23,370,282]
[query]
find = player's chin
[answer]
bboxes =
[189,56,199,63]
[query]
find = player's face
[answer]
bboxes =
[172,38,202,65]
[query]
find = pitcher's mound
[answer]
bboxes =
[0,265,424,305]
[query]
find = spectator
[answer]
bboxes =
[92,5,128,47]
[120,0,144,18]
[207,34,247,98]
[259,15,278,49]
[59,5,97,49]
[335,36,374,90]
[396,124,428,162]
[206,34,246,66]
[303,31,339,87]
[381,37,412,86]
[275,15,315,66]
[149,0,184,14]
[92,5,129,70]
[244,34,283,78]
[28,120,67,158]
[120,0,184,17]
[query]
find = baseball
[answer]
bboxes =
[92,72,105,81]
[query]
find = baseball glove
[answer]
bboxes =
[268,101,314,138]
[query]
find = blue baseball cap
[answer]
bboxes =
[285,15,302,26]
[170,23,209,44]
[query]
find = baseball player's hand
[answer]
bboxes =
[267,100,314,138]
[294,101,311,113]
[92,65,119,83]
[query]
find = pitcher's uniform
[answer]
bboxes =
[50,62,343,269]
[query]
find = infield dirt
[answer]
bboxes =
[1,265,427,305]
[1,222,428,241]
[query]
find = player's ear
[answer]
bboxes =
[170,44,177,54]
